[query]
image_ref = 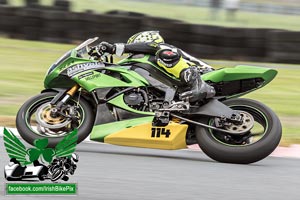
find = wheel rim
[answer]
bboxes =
[209,105,269,147]
[25,96,85,138]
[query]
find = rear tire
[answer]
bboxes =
[196,98,282,164]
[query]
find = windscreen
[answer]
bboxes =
[75,37,99,59]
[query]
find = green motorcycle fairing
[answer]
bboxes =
[43,47,278,143]
[73,67,149,92]
[202,65,277,86]
[44,49,149,91]
[44,49,153,129]
[90,116,154,142]
[202,65,277,98]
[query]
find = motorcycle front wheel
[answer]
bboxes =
[16,92,94,148]
[196,98,282,164]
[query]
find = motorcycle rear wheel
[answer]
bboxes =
[196,98,282,164]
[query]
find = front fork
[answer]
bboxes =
[50,84,80,117]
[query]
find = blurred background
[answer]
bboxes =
[0,0,299,145]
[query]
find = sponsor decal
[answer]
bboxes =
[3,128,79,195]
[85,73,101,81]
[67,62,104,77]
[151,127,171,138]
[78,71,94,80]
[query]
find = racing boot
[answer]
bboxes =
[179,67,215,102]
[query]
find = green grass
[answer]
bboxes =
[0,37,299,146]
[7,0,300,31]
[0,38,74,114]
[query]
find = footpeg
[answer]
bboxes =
[152,111,170,127]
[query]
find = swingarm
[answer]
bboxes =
[153,98,254,135]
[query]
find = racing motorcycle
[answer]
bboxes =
[16,37,282,164]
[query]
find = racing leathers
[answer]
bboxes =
[92,41,216,103]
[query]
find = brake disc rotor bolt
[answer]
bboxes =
[50,108,58,118]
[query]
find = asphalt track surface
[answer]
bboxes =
[1,137,300,200]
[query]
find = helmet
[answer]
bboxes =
[127,31,164,44]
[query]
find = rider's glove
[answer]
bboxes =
[88,42,115,57]
[97,42,116,54]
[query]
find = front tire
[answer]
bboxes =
[16,92,95,148]
[196,98,282,164]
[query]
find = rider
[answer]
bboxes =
[90,31,216,103]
